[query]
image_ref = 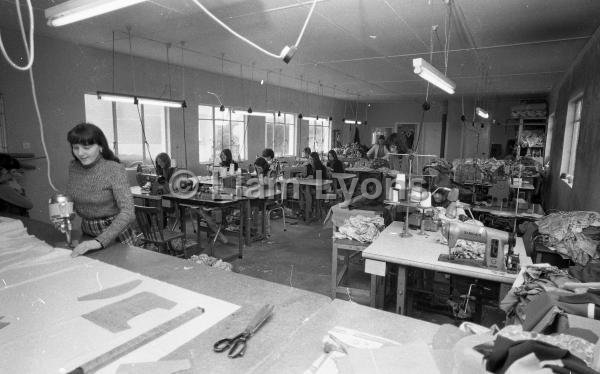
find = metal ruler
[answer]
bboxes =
[68,306,204,374]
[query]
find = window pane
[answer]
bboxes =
[315,126,323,153]
[215,107,229,121]
[287,123,295,155]
[285,114,294,124]
[215,120,229,163]
[231,110,245,122]
[274,123,285,157]
[199,105,213,119]
[84,94,114,148]
[266,121,274,149]
[231,122,245,161]
[116,102,143,165]
[144,105,167,160]
[199,119,213,163]
[308,125,316,153]
[323,123,330,151]
[569,121,580,176]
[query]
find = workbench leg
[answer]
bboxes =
[396,266,407,315]
[244,200,251,245]
[238,201,243,259]
[331,245,338,299]
[370,274,377,308]
[262,200,267,238]
[499,283,511,305]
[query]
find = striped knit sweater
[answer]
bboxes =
[66,157,134,247]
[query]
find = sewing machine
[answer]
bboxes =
[49,193,75,248]
[445,221,516,271]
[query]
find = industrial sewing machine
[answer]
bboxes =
[49,193,76,248]
[442,221,518,272]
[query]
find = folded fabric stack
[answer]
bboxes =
[537,211,600,266]
[333,214,385,243]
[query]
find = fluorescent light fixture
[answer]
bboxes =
[97,91,135,104]
[476,107,490,119]
[96,91,186,108]
[344,119,362,125]
[412,58,456,95]
[45,0,147,27]
[137,97,186,108]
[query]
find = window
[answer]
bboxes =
[198,105,247,163]
[266,113,296,157]
[560,96,582,186]
[306,117,331,154]
[84,94,169,165]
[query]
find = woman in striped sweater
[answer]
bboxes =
[66,123,136,257]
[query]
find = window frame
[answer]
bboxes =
[560,94,583,187]
[265,112,296,157]
[84,93,170,165]
[198,104,248,163]
[305,116,331,154]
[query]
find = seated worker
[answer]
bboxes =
[261,148,275,164]
[367,135,390,160]
[0,153,33,216]
[154,152,177,193]
[301,147,313,175]
[253,157,271,177]
[326,150,344,173]
[301,152,331,222]
[219,148,238,173]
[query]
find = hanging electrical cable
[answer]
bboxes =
[0,0,34,71]
[2,0,58,191]
[189,0,317,63]
[277,68,282,117]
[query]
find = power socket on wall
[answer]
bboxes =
[22,142,30,149]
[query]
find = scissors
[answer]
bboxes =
[213,304,274,358]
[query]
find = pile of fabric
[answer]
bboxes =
[536,211,600,265]
[501,265,580,325]
[333,215,385,243]
[188,254,232,271]
[421,321,600,373]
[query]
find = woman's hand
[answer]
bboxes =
[71,239,102,257]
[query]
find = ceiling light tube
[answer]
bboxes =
[45,0,147,27]
[137,97,187,108]
[344,119,362,125]
[97,91,135,104]
[412,58,456,95]
[476,107,490,119]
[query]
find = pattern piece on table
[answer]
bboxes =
[116,359,191,374]
[82,292,176,333]
[0,316,8,330]
[78,279,142,301]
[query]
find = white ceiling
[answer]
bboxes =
[1,0,599,101]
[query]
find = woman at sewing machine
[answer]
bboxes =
[219,148,238,173]
[366,135,390,160]
[154,152,176,193]
[66,123,136,257]
[326,150,345,173]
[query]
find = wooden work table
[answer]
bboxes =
[8,216,442,373]
[362,221,532,314]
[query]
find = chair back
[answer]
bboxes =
[134,205,165,243]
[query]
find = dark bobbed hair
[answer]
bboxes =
[155,152,172,176]
[328,149,339,161]
[221,149,234,163]
[377,134,386,140]
[261,148,275,159]
[303,147,311,155]
[67,123,119,163]
[254,157,270,176]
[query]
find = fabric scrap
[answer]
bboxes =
[82,291,176,333]
[115,359,191,374]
